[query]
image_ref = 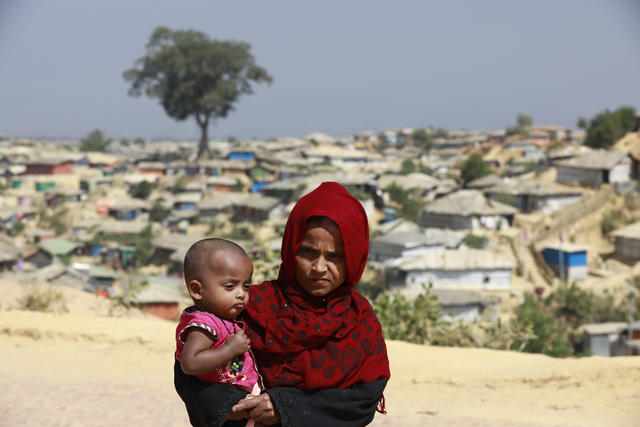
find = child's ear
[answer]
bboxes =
[187,280,204,301]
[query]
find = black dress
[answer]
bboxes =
[174,360,387,427]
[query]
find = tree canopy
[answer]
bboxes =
[411,128,433,152]
[460,153,492,186]
[123,27,273,159]
[79,129,111,152]
[507,114,533,136]
[401,159,416,174]
[578,106,636,149]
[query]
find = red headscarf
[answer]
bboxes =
[243,182,390,391]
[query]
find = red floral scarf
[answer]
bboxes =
[243,182,390,392]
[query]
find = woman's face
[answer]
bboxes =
[294,220,347,297]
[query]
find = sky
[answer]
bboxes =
[0,0,639,141]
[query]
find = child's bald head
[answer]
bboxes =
[183,238,249,284]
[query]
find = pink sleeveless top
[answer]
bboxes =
[175,307,259,391]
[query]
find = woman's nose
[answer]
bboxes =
[312,256,328,272]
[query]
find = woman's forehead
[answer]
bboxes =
[305,215,339,228]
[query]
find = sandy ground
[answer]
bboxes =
[1,282,640,427]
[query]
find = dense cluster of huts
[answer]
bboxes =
[1,123,640,355]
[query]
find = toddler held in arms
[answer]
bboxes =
[175,238,261,427]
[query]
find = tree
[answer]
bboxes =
[578,106,636,149]
[149,201,170,222]
[516,114,533,135]
[130,180,154,199]
[134,137,146,147]
[80,129,111,152]
[460,153,491,186]
[401,159,416,175]
[385,182,422,222]
[124,27,273,160]
[513,293,572,357]
[432,127,448,138]
[411,128,433,152]
[134,224,154,266]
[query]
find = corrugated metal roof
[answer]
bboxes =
[38,238,77,256]
[466,174,503,189]
[110,199,150,211]
[421,189,517,216]
[89,265,119,279]
[99,220,149,235]
[377,173,441,191]
[26,157,73,166]
[554,150,628,170]
[398,247,515,271]
[373,228,465,249]
[542,242,588,252]
[582,322,626,335]
[611,221,640,239]
[486,179,582,197]
[0,237,21,262]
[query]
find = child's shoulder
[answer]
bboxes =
[180,307,222,326]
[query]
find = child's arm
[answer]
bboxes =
[181,328,251,376]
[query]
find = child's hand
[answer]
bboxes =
[225,330,251,356]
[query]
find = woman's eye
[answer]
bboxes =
[298,247,315,257]
[329,253,344,261]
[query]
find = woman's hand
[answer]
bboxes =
[231,393,280,425]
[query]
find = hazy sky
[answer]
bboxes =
[1,0,639,140]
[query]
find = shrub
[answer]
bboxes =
[480,318,535,352]
[601,209,622,235]
[227,225,254,240]
[494,193,516,206]
[10,221,25,236]
[462,234,488,249]
[149,201,170,222]
[134,224,154,266]
[18,287,68,313]
[373,285,475,347]
[384,183,423,222]
[372,282,627,357]
[514,293,572,357]
[130,180,154,199]
[207,217,223,234]
[401,159,416,175]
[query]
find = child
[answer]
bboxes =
[175,238,261,427]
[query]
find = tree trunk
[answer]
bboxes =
[196,114,212,160]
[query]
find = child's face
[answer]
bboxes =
[192,250,253,320]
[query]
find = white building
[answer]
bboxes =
[418,190,517,230]
[554,150,630,188]
[386,247,515,291]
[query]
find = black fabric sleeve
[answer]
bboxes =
[174,359,249,427]
[266,379,388,427]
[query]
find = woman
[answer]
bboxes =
[175,182,390,426]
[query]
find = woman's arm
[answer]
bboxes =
[174,360,248,427]
[181,328,250,375]
[232,380,388,427]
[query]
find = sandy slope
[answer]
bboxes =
[1,308,639,427]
